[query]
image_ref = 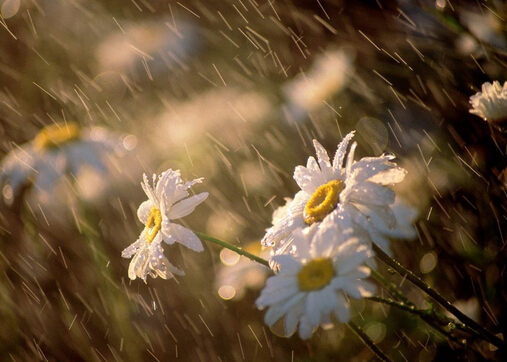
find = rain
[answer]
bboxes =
[0,0,506,361]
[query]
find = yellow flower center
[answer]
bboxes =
[303,180,344,225]
[145,207,162,244]
[33,122,81,150]
[297,258,335,291]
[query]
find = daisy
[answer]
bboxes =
[469,81,507,124]
[0,122,121,204]
[261,131,407,255]
[256,227,375,339]
[121,169,208,282]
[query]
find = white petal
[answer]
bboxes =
[341,279,376,299]
[122,236,145,258]
[332,131,355,170]
[160,217,177,244]
[298,317,315,339]
[344,182,395,206]
[358,204,397,230]
[367,167,407,185]
[129,244,150,281]
[284,304,302,337]
[271,255,302,275]
[260,282,300,305]
[349,157,393,182]
[141,173,158,205]
[342,266,371,279]
[305,291,324,326]
[137,199,154,224]
[264,274,299,289]
[262,292,305,326]
[172,177,204,205]
[345,141,357,177]
[333,292,351,322]
[168,223,204,252]
[149,242,185,279]
[335,241,370,275]
[167,192,208,220]
[313,140,333,179]
[156,169,182,205]
[33,152,65,195]
[261,210,305,249]
[293,164,320,194]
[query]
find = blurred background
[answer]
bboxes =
[0,0,506,360]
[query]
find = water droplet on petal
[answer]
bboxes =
[381,151,396,160]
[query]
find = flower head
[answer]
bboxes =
[256,227,375,339]
[0,122,121,204]
[284,48,353,113]
[121,169,208,282]
[262,131,407,255]
[469,81,507,124]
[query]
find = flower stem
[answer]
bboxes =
[369,268,413,306]
[194,231,270,268]
[372,243,504,349]
[347,321,393,362]
[368,296,468,345]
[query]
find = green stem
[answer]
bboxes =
[369,268,413,306]
[372,243,504,349]
[194,231,270,268]
[347,321,393,362]
[368,296,468,345]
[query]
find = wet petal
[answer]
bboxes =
[137,199,154,224]
[168,223,204,252]
[332,131,355,170]
[168,192,208,219]
[333,292,350,322]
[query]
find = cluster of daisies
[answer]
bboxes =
[121,131,407,339]
[1,77,504,340]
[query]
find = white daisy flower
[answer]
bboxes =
[261,131,407,255]
[0,122,121,204]
[256,227,375,339]
[469,81,507,124]
[121,169,208,282]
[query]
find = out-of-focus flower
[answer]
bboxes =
[284,48,353,113]
[215,200,292,300]
[122,169,208,282]
[0,122,121,204]
[460,10,506,50]
[215,242,270,301]
[262,131,407,255]
[156,88,272,147]
[256,228,375,339]
[469,81,507,125]
[96,21,200,79]
[445,298,480,323]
